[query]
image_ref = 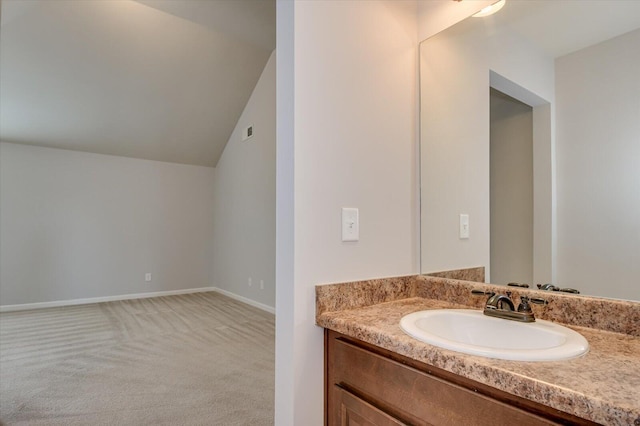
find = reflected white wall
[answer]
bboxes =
[555,29,640,300]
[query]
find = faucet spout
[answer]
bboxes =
[485,294,515,311]
[483,293,535,323]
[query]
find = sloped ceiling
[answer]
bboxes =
[0,0,275,167]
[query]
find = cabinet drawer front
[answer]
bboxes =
[337,386,407,426]
[329,336,557,426]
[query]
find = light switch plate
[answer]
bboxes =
[342,208,359,242]
[459,214,470,239]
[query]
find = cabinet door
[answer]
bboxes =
[336,386,407,426]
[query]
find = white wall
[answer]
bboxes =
[490,90,533,285]
[275,1,418,424]
[0,142,215,305]
[555,29,640,300]
[420,17,555,283]
[212,50,276,310]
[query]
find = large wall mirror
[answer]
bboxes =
[420,0,640,301]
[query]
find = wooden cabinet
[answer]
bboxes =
[336,386,405,426]
[325,330,596,426]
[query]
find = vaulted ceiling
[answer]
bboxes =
[0,0,275,167]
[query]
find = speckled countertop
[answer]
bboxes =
[316,275,640,426]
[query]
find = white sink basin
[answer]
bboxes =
[400,309,589,361]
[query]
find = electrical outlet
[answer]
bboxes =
[248,277,253,287]
[145,273,152,282]
[260,280,264,290]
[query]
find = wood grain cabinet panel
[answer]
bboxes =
[325,330,596,426]
[337,386,406,426]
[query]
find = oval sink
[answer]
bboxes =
[400,309,589,361]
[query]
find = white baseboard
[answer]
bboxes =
[0,287,275,315]
[210,287,275,315]
[0,287,217,313]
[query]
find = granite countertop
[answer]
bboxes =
[316,276,640,426]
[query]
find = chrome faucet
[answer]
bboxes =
[537,283,580,294]
[478,291,536,323]
[537,283,559,291]
[486,293,515,311]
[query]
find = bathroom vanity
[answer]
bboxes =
[326,330,590,425]
[316,275,640,426]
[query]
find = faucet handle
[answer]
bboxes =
[517,296,532,313]
[471,289,495,297]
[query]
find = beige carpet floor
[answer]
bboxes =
[0,292,275,425]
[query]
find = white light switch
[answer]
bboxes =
[342,208,359,242]
[459,214,470,239]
